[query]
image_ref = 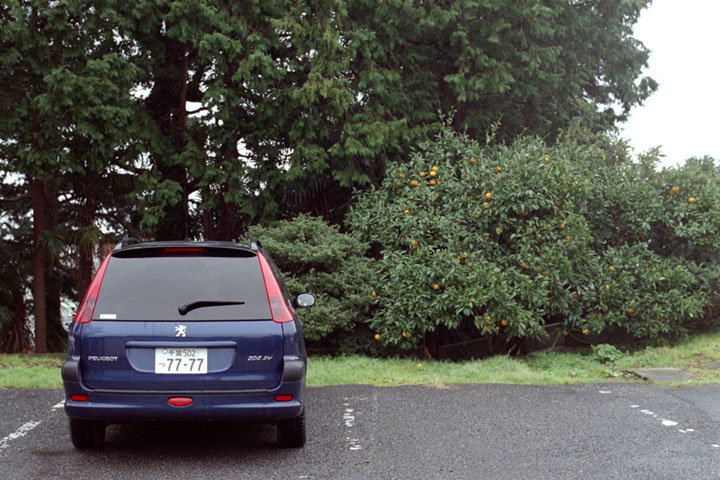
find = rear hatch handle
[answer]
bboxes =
[178,300,245,316]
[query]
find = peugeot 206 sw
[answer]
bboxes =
[61,239,315,449]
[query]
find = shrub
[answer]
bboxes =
[348,127,709,354]
[591,344,624,365]
[245,214,376,353]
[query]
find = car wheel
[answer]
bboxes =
[277,411,306,448]
[69,418,105,449]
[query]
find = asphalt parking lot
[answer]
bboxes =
[1,384,719,479]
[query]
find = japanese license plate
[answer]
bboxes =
[155,348,207,374]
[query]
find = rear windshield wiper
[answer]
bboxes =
[178,300,246,316]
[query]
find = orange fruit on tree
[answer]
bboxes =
[495,166,501,173]
[433,284,440,291]
[403,208,410,214]
[431,166,438,172]
[374,333,381,340]
[410,179,418,187]
[419,171,426,177]
[429,179,437,186]
[605,284,611,291]
[371,291,376,297]
[429,170,437,177]
[483,202,490,208]
[496,227,503,235]
[688,197,695,203]
[582,329,589,335]
[398,173,405,179]
[501,319,508,327]
[470,157,477,164]
[402,331,410,338]
[484,192,493,200]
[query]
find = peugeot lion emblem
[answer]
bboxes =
[174,325,187,337]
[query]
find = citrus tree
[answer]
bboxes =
[348,127,708,353]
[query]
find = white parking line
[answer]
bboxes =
[342,397,363,451]
[52,401,64,410]
[0,421,42,452]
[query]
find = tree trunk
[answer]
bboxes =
[147,39,190,241]
[32,178,47,353]
[2,289,29,353]
[44,179,65,352]
[76,180,95,297]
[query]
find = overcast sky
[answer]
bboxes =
[620,0,720,168]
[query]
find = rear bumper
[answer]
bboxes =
[62,358,305,423]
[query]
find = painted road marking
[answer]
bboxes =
[0,421,42,452]
[342,397,363,451]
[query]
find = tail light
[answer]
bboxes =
[275,394,293,402]
[73,253,112,324]
[257,251,293,323]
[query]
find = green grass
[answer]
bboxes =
[307,352,629,387]
[307,332,720,387]
[0,354,64,388]
[3,332,720,389]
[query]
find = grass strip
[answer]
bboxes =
[2,332,719,389]
[0,355,64,388]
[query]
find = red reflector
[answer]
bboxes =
[70,395,88,402]
[257,252,294,323]
[164,247,204,253]
[275,394,293,402]
[168,397,193,407]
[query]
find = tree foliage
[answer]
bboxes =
[0,0,659,352]
[245,215,376,353]
[348,127,712,354]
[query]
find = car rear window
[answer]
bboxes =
[93,252,272,321]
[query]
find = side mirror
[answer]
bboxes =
[294,293,316,308]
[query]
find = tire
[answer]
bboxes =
[277,411,306,448]
[69,418,105,449]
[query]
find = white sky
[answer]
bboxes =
[620,0,720,168]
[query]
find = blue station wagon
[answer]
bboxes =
[61,239,314,449]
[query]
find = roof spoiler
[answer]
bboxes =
[250,238,262,251]
[114,237,140,250]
